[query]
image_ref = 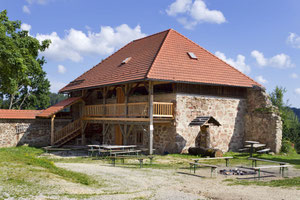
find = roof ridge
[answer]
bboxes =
[145,29,171,78]
[133,29,171,43]
[170,30,261,87]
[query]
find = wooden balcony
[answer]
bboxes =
[83,102,174,118]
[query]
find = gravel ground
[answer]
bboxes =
[56,162,300,200]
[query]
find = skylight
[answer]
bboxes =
[121,57,131,64]
[187,52,197,59]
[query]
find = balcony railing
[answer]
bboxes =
[83,102,173,118]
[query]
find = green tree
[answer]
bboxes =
[49,92,68,106]
[270,86,300,153]
[0,10,51,110]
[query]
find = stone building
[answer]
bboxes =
[0,29,282,153]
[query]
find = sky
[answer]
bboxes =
[1,0,300,108]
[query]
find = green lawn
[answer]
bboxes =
[0,146,99,199]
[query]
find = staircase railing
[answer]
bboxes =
[53,118,82,144]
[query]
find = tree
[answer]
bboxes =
[270,86,300,153]
[0,10,51,110]
[49,92,68,106]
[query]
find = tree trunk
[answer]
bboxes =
[188,147,223,157]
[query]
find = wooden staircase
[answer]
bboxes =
[53,118,87,146]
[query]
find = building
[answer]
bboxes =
[0,29,282,153]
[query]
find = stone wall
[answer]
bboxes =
[0,119,70,148]
[176,94,247,153]
[245,87,282,153]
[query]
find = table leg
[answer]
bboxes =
[111,158,116,167]
[250,144,253,157]
[225,159,229,167]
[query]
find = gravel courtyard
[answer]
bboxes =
[55,162,300,200]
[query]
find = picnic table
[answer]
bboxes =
[87,145,140,157]
[245,141,265,157]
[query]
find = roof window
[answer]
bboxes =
[121,57,131,64]
[187,52,197,59]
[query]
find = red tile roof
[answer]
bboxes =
[0,109,42,119]
[37,97,82,118]
[60,29,260,93]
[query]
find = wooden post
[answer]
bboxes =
[149,81,154,155]
[51,115,55,146]
[102,87,107,144]
[80,100,86,145]
[124,84,128,145]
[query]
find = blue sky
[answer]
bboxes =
[1,0,300,107]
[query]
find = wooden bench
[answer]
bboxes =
[110,150,142,157]
[42,146,71,155]
[192,157,233,167]
[248,157,287,167]
[256,148,270,154]
[108,155,154,168]
[189,162,218,177]
[252,165,292,178]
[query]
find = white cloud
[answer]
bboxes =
[166,0,192,16]
[166,0,226,29]
[57,65,66,74]
[255,75,268,84]
[291,73,298,79]
[22,5,31,14]
[251,50,294,69]
[50,80,67,93]
[287,32,300,48]
[215,51,251,74]
[26,0,49,5]
[21,23,31,32]
[35,24,146,62]
[295,88,300,95]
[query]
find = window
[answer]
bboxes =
[136,131,143,144]
[16,125,27,134]
[121,57,131,64]
[187,52,197,59]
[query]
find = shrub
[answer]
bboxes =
[281,140,297,154]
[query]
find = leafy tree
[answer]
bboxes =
[49,92,68,106]
[270,86,300,153]
[0,10,51,110]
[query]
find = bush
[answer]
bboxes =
[281,140,297,154]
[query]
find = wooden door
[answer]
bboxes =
[115,87,124,145]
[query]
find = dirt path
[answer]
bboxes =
[56,162,300,200]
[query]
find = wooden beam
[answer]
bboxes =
[149,81,154,155]
[51,115,56,146]
[82,117,151,122]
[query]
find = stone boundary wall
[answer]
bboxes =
[245,87,282,153]
[175,94,247,153]
[0,119,70,148]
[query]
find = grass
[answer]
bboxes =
[0,146,100,199]
[224,177,300,189]
[0,146,97,185]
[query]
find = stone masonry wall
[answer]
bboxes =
[176,94,247,153]
[0,119,70,148]
[245,87,282,153]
